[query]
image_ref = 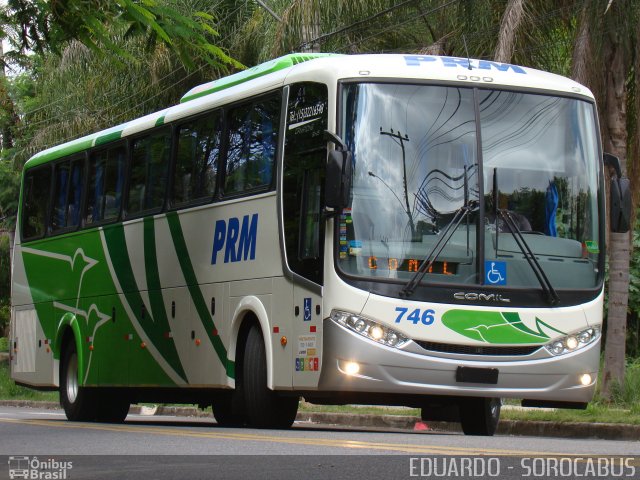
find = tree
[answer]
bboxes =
[0,0,240,70]
[567,0,639,399]
[494,0,526,63]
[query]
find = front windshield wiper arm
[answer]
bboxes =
[400,201,478,298]
[498,210,560,306]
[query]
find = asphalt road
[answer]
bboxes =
[0,406,638,480]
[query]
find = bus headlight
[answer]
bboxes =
[544,327,600,356]
[330,310,410,348]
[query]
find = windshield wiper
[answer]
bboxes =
[400,201,478,298]
[497,209,560,305]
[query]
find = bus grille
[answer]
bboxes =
[414,340,541,356]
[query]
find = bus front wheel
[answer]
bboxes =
[243,324,298,429]
[60,341,97,422]
[460,397,501,436]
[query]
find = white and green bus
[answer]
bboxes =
[10,53,630,435]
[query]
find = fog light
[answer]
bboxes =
[580,374,592,386]
[344,361,360,376]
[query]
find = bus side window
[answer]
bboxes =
[50,156,85,232]
[50,161,70,231]
[22,167,51,241]
[87,145,126,225]
[128,130,171,216]
[224,94,280,195]
[174,111,221,206]
[67,159,84,228]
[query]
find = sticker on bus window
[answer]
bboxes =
[303,298,312,321]
[485,261,507,285]
[349,240,362,256]
[584,241,599,254]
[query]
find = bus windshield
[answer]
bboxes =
[338,83,601,292]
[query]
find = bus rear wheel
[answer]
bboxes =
[60,342,98,422]
[243,324,298,429]
[94,390,130,423]
[212,392,246,427]
[460,397,501,436]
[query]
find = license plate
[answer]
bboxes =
[456,366,499,384]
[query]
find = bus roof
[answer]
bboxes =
[24,53,594,170]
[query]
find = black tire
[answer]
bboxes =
[243,325,299,429]
[460,397,501,436]
[60,341,98,421]
[94,390,130,423]
[212,392,246,427]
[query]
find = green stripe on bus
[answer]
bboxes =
[103,223,187,383]
[25,138,94,169]
[180,53,340,103]
[95,130,122,146]
[155,116,165,127]
[166,211,232,376]
[226,359,235,379]
[143,217,188,380]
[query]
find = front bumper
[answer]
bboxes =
[318,318,599,403]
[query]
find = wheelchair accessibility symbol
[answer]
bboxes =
[485,261,507,285]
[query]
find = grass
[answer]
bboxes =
[501,404,640,424]
[0,337,8,352]
[298,401,640,424]
[0,361,59,402]
[299,403,421,417]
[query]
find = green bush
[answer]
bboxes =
[0,337,7,352]
[0,302,8,338]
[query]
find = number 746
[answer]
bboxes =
[394,307,436,326]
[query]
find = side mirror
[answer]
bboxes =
[324,131,352,210]
[604,153,631,233]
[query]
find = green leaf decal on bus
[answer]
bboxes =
[441,310,566,344]
[166,211,233,378]
[103,223,187,383]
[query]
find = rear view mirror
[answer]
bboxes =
[324,131,352,210]
[604,153,631,233]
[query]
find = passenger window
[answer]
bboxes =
[86,145,126,224]
[50,157,84,232]
[224,95,280,195]
[174,111,221,206]
[128,130,171,216]
[67,160,84,228]
[22,167,51,240]
[50,162,70,231]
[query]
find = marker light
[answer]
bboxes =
[344,362,360,376]
[580,374,592,386]
[545,327,600,356]
[330,310,410,348]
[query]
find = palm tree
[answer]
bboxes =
[565,0,639,399]
[469,0,638,401]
